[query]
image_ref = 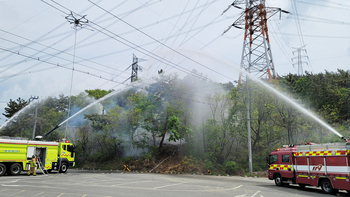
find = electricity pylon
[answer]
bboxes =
[124,54,146,83]
[292,45,309,76]
[223,0,289,82]
[223,0,288,173]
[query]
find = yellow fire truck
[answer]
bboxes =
[0,136,75,176]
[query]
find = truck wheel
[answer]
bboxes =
[9,163,22,175]
[59,162,68,173]
[0,164,6,176]
[298,184,306,189]
[274,174,283,186]
[321,179,333,194]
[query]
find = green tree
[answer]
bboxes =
[85,89,113,114]
[85,89,112,99]
[3,97,28,118]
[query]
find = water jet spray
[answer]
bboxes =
[174,48,347,142]
[39,81,149,139]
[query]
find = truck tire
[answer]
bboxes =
[274,174,283,186]
[9,163,22,175]
[59,162,68,173]
[298,184,306,189]
[0,163,6,176]
[321,179,334,194]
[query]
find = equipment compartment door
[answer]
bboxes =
[295,157,310,185]
[280,153,294,178]
[27,147,35,159]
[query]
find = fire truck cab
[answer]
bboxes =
[268,143,350,194]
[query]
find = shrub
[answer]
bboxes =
[222,161,237,175]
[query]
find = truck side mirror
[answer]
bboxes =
[266,156,270,164]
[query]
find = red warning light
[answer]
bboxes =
[276,148,280,151]
[65,140,69,143]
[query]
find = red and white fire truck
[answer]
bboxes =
[267,141,350,194]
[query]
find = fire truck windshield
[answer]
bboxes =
[67,145,74,153]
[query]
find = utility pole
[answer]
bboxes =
[124,54,146,83]
[223,0,288,173]
[28,96,39,140]
[292,45,309,76]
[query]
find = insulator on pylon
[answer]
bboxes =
[222,5,231,14]
[233,24,242,29]
[222,26,232,34]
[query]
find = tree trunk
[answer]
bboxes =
[159,133,166,148]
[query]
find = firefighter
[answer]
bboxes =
[27,155,37,176]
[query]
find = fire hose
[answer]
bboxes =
[36,156,48,176]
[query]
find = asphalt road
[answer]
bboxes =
[0,170,349,197]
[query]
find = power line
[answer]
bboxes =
[318,0,350,8]
[36,0,162,78]
[179,0,203,46]
[41,0,238,82]
[293,0,350,11]
[3,0,238,90]
[290,1,313,73]
[0,32,75,82]
[55,4,230,66]
[270,32,350,39]
[0,46,128,85]
[291,0,305,47]
[269,24,293,65]
[87,22,209,80]
[0,0,106,83]
[285,14,350,26]
[0,36,125,78]
[87,0,235,82]
[0,46,221,107]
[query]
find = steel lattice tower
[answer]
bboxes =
[131,54,139,82]
[223,0,288,82]
[223,0,288,173]
[124,54,146,83]
[292,45,308,76]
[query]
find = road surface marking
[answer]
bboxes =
[0,179,20,183]
[33,192,45,196]
[225,185,243,191]
[57,193,65,197]
[153,182,186,189]
[11,190,25,195]
[113,180,155,186]
[251,191,260,197]
[1,184,64,189]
